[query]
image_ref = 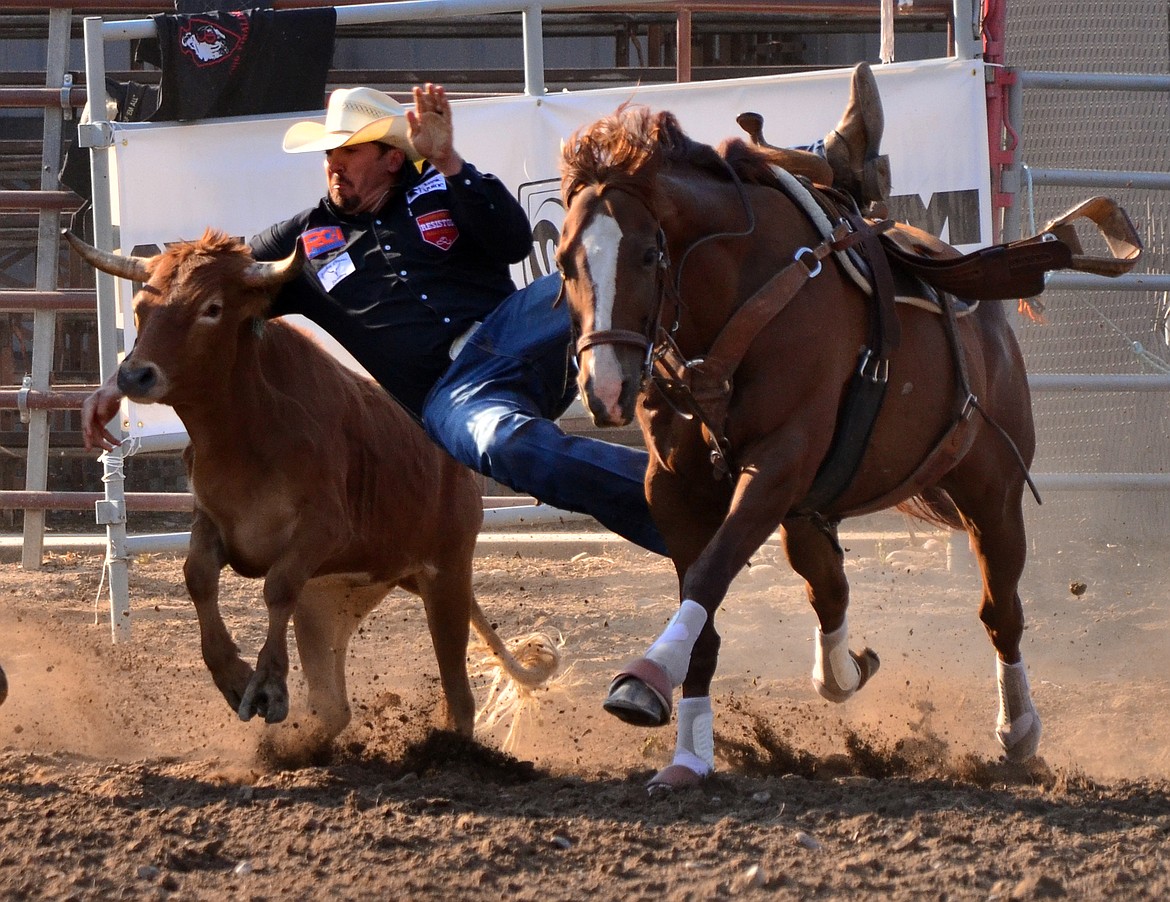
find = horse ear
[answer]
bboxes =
[653,110,685,151]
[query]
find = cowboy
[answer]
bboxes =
[82,72,886,555]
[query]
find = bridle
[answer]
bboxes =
[568,160,758,388]
[570,220,670,385]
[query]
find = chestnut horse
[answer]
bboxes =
[556,106,1044,791]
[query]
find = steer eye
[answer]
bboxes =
[199,300,223,321]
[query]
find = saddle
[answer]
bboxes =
[785,182,1141,515]
[659,157,1144,519]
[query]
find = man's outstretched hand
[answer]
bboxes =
[407,83,464,177]
[81,381,124,452]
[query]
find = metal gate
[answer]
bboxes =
[996,0,1170,539]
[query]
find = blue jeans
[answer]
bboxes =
[422,274,667,555]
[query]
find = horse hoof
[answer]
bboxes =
[603,658,673,727]
[646,763,707,795]
[854,647,880,691]
[604,677,670,727]
[813,646,880,702]
[998,712,1042,762]
[0,663,7,706]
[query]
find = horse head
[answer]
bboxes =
[557,105,689,427]
[557,182,666,426]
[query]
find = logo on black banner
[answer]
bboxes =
[178,15,247,67]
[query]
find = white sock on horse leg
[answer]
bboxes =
[645,599,708,686]
[813,617,861,698]
[672,695,715,775]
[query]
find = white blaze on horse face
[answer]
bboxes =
[581,212,626,417]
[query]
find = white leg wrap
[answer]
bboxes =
[645,599,708,686]
[996,658,1042,761]
[812,618,861,702]
[672,696,715,775]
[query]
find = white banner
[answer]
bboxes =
[105,58,990,448]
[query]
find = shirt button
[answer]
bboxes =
[463,178,471,186]
[399,270,407,276]
[383,245,391,251]
[375,219,382,225]
[443,317,451,324]
[421,294,428,300]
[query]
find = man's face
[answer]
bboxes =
[324,142,405,214]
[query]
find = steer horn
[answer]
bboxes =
[64,230,151,282]
[240,240,305,289]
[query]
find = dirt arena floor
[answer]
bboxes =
[1,512,1168,900]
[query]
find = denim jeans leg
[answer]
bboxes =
[423,276,667,555]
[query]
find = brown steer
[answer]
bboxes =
[69,229,555,754]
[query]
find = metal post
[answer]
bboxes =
[21,8,71,570]
[83,15,132,643]
[951,0,981,60]
[676,8,692,83]
[1002,68,1024,243]
[522,3,545,97]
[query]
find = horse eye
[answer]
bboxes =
[642,247,660,267]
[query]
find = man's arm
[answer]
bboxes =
[407,83,532,264]
[441,163,533,264]
[81,376,124,452]
[249,213,317,318]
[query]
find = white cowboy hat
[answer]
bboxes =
[282,87,419,159]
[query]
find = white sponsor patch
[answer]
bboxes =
[316,251,355,292]
[406,172,447,204]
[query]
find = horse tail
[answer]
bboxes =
[896,487,965,532]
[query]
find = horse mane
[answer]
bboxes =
[560,103,783,204]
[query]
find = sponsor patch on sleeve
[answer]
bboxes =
[406,172,447,203]
[416,210,459,250]
[300,226,346,258]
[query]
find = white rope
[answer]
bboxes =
[98,451,123,485]
[92,552,107,625]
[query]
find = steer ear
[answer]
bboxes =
[240,239,305,290]
[63,230,152,282]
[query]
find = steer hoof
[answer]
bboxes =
[603,658,674,727]
[0,663,8,706]
[239,674,290,724]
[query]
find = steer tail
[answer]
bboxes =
[469,598,561,689]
